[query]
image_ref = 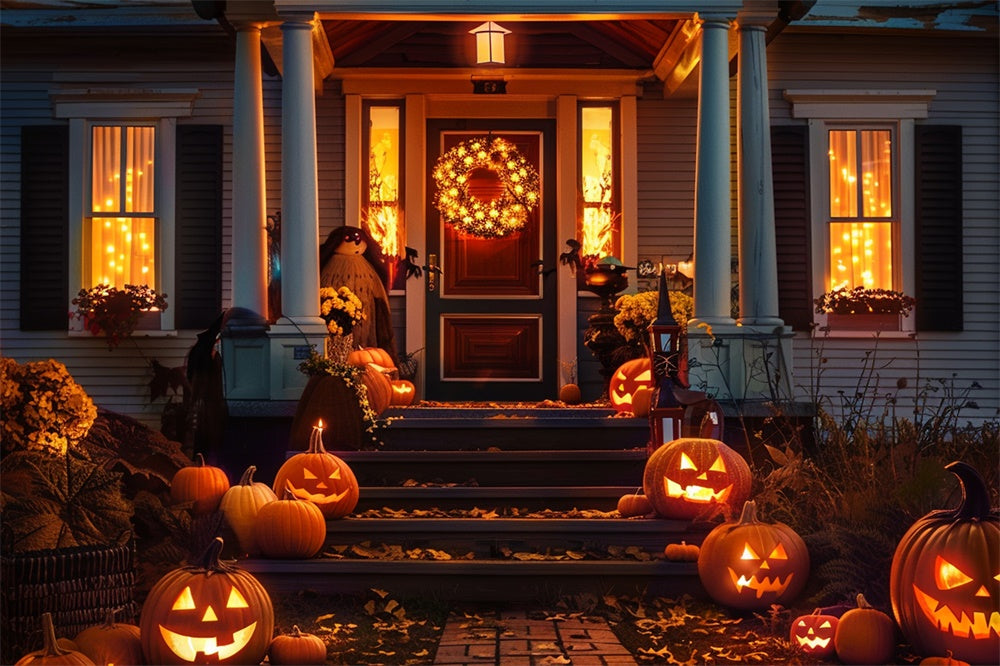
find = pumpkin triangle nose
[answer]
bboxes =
[202,605,218,622]
[975,585,990,597]
[759,561,770,570]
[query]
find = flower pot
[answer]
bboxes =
[826,312,900,331]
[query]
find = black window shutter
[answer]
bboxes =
[20,125,69,330]
[771,125,813,331]
[175,125,223,330]
[914,125,963,332]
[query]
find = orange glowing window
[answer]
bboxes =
[827,128,895,292]
[363,102,405,287]
[579,104,619,260]
[88,125,157,290]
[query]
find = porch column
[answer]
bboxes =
[231,23,268,318]
[691,16,735,327]
[736,18,783,327]
[279,14,322,326]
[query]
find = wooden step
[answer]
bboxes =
[339,449,648,487]
[354,485,638,511]
[240,558,702,602]
[323,517,709,554]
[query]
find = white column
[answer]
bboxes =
[737,21,783,327]
[232,24,268,317]
[691,16,735,326]
[280,15,322,325]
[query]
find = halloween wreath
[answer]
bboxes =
[432,135,539,239]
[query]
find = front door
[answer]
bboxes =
[425,120,557,401]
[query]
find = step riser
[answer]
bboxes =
[348,460,645,487]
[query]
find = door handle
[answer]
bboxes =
[427,253,439,292]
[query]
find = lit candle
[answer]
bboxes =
[310,420,325,450]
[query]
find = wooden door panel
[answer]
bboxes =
[444,236,537,295]
[442,316,541,380]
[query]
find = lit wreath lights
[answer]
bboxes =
[432,136,540,239]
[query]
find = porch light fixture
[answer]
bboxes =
[470,21,510,65]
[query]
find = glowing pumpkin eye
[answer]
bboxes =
[636,370,651,382]
[708,455,727,473]
[768,544,788,560]
[303,468,318,480]
[172,586,197,610]
[819,620,831,629]
[936,555,973,589]
[740,544,760,560]
[329,468,341,480]
[227,587,249,608]
[679,453,696,470]
[796,620,806,627]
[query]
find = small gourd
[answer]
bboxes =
[15,612,95,665]
[268,625,327,665]
[834,593,897,665]
[664,541,700,562]
[616,492,652,518]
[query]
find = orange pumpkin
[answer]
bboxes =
[834,593,897,665]
[617,492,652,518]
[389,379,416,406]
[664,541,700,562]
[170,453,230,515]
[359,363,392,415]
[219,465,278,556]
[255,490,327,559]
[559,383,582,405]
[140,538,274,665]
[697,500,809,610]
[73,609,142,666]
[920,652,971,666]
[642,437,752,520]
[347,347,395,370]
[272,423,359,519]
[268,625,327,665]
[631,385,652,417]
[15,613,94,665]
[609,357,653,413]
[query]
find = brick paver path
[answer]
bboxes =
[433,609,637,665]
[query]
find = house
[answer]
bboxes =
[2,1,997,434]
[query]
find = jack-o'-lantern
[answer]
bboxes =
[389,379,416,406]
[697,500,809,610]
[609,357,653,413]
[140,538,274,665]
[272,421,359,518]
[890,461,999,664]
[790,608,839,658]
[642,437,752,520]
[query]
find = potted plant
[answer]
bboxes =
[814,286,915,331]
[0,357,188,662]
[70,283,168,350]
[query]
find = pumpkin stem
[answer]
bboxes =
[194,452,206,467]
[39,612,69,657]
[855,593,872,609]
[281,487,297,501]
[102,607,118,628]
[291,625,303,637]
[193,536,235,573]
[239,465,258,486]
[945,461,991,520]
[737,500,758,524]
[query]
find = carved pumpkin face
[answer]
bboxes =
[642,437,752,520]
[790,611,839,657]
[697,501,809,610]
[273,453,359,519]
[390,379,416,406]
[890,462,1000,664]
[609,358,653,413]
[141,539,273,665]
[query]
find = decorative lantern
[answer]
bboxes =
[469,21,510,65]
[647,268,687,453]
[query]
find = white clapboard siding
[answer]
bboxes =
[768,29,999,424]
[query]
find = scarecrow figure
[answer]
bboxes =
[319,225,397,363]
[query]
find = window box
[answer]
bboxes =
[825,312,900,331]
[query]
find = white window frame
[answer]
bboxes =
[52,88,199,333]
[784,89,936,337]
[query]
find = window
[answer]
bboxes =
[578,104,620,260]
[363,101,405,290]
[826,127,896,292]
[87,125,157,289]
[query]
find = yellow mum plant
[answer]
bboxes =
[613,291,659,344]
[1,357,97,457]
[319,286,366,337]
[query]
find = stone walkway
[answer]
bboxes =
[433,609,637,666]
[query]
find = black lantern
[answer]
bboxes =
[648,269,685,454]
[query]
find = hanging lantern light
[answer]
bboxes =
[470,21,510,65]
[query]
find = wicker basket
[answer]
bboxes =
[1,541,137,662]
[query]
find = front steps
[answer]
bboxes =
[241,405,711,602]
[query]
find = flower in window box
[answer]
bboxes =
[813,287,915,317]
[71,284,168,350]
